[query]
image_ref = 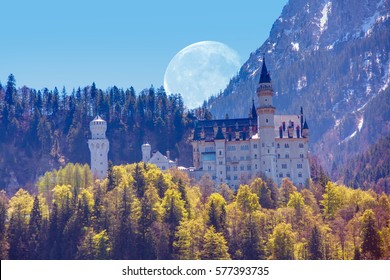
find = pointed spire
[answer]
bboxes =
[303,119,309,129]
[251,99,257,119]
[259,54,271,83]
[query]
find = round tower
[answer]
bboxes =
[256,55,277,183]
[88,115,109,179]
[142,143,151,163]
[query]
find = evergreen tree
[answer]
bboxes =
[360,209,382,259]
[27,196,43,259]
[268,223,295,260]
[201,226,230,260]
[308,226,323,260]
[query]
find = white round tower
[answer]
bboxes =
[88,115,109,179]
[142,143,151,163]
[257,55,277,183]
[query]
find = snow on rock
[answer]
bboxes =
[297,75,307,90]
[291,42,300,51]
[319,1,332,33]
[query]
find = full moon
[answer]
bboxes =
[164,41,241,109]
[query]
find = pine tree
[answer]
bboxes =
[27,196,43,259]
[201,226,230,260]
[308,226,323,260]
[268,223,295,260]
[360,209,382,259]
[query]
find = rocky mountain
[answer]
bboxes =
[208,0,390,177]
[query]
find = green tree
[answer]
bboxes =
[308,226,323,260]
[268,223,295,260]
[174,219,204,260]
[206,193,227,233]
[360,209,382,259]
[27,196,44,259]
[320,182,342,219]
[201,226,231,260]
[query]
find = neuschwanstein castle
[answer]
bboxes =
[190,57,310,189]
[88,57,311,188]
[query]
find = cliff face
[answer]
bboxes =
[208,0,390,174]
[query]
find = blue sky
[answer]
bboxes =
[0,0,287,93]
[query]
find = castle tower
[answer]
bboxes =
[88,115,109,179]
[142,143,151,162]
[256,55,277,182]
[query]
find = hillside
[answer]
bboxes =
[207,0,390,174]
[1,163,389,260]
[340,134,390,193]
[0,79,194,192]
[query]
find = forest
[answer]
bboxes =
[0,162,389,260]
[0,74,213,192]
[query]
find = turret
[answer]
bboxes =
[142,143,151,162]
[256,55,277,183]
[88,115,109,179]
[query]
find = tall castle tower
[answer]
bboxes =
[141,143,151,163]
[257,56,277,183]
[88,116,109,179]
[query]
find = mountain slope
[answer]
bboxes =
[208,0,390,174]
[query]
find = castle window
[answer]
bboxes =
[262,143,265,147]
[266,119,268,123]
[268,149,270,153]
[300,154,304,158]
[287,173,290,178]
[279,173,283,178]
[253,144,258,149]
[277,143,280,148]
[227,166,230,171]
[219,161,223,165]
[298,172,302,178]
[285,143,289,148]
[227,145,236,151]
[282,164,287,169]
[297,163,303,169]
[220,171,223,175]
[240,165,244,171]
[240,156,244,161]
[278,154,280,158]
[247,165,251,171]
[227,176,231,180]
[299,143,304,148]
[233,166,237,171]
[234,175,238,180]
[254,154,257,159]
[219,151,222,155]
[255,164,258,169]
[285,154,289,158]
[162,166,166,170]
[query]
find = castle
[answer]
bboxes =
[190,56,310,189]
[88,57,311,188]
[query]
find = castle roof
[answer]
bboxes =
[303,119,309,129]
[259,55,271,84]
[193,114,305,141]
[92,115,106,123]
